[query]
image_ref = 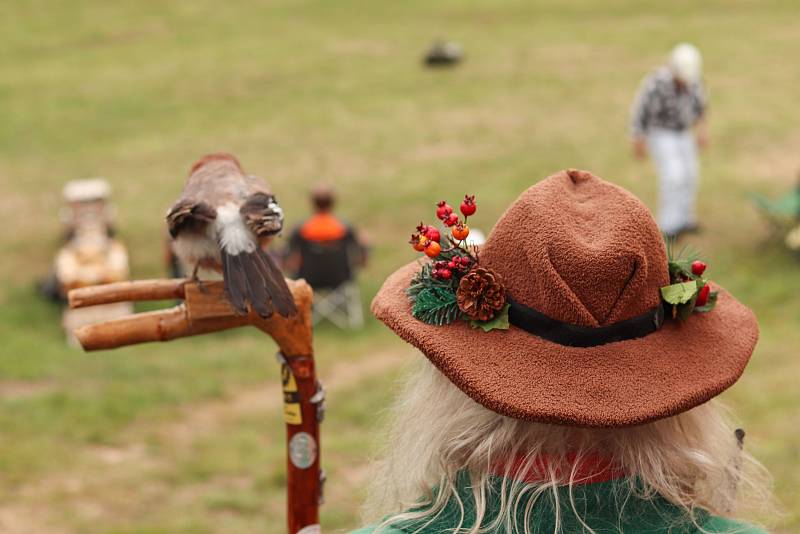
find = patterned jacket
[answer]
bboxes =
[630,66,706,138]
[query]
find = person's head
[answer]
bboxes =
[311,184,335,213]
[367,170,770,532]
[669,43,702,86]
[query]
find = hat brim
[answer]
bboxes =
[372,260,759,427]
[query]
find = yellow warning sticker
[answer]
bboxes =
[282,364,302,425]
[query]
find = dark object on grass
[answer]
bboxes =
[424,40,463,67]
[39,273,63,303]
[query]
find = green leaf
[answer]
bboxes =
[660,281,698,305]
[469,303,510,332]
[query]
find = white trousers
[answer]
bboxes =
[647,128,699,235]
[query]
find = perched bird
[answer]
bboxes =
[166,153,296,318]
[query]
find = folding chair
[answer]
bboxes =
[295,237,364,329]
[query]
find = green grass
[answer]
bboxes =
[1,1,799,532]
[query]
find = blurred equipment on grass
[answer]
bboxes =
[751,174,800,253]
[40,178,133,346]
[424,40,463,67]
[68,277,323,534]
[285,184,368,329]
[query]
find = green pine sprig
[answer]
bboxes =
[665,235,700,281]
[410,286,461,325]
[407,262,463,325]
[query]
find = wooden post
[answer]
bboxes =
[69,279,322,534]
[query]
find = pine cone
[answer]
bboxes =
[456,267,506,321]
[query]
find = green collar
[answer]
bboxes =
[391,472,714,534]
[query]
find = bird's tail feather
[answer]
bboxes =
[220,247,297,318]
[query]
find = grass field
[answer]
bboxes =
[1,1,799,532]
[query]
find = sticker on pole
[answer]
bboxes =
[296,525,321,534]
[282,364,302,425]
[289,432,317,469]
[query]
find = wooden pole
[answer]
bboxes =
[68,279,322,533]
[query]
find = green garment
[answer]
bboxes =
[350,474,766,534]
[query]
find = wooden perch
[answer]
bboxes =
[69,278,313,356]
[68,278,188,308]
[67,278,320,534]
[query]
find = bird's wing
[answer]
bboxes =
[239,192,284,237]
[166,199,217,238]
[220,246,297,318]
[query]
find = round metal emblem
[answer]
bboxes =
[289,432,317,470]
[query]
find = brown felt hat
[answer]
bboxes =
[372,170,759,427]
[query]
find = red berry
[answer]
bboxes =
[691,261,707,276]
[439,269,452,280]
[460,195,476,217]
[447,260,457,269]
[436,201,453,220]
[695,284,711,307]
[444,213,459,227]
[424,225,441,243]
[460,256,471,265]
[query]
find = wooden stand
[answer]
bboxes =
[68,279,323,534]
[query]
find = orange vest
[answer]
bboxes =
[299,213,348,242]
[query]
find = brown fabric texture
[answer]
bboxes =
[371,170,759,427]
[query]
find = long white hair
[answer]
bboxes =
[363,358,771,534]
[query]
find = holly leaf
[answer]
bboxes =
[469,303,510,332]
[660,281,698,305]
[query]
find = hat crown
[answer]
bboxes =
[481,170,669,327]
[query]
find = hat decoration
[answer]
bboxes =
[661,239,718,320]
[407,195,718,337]
[407,195,511,332]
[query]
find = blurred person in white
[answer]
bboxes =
[631,43,708,238]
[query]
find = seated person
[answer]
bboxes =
[285,185,367,288]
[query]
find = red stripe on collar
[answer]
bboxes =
[491,454,625,486]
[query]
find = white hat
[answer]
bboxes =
[63,178,111,202]
[669,43,702,84]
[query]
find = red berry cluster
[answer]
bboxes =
[431,255,473,280]
[409,223,442,257]
[410,195,477,258]
[691,260,711,306]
